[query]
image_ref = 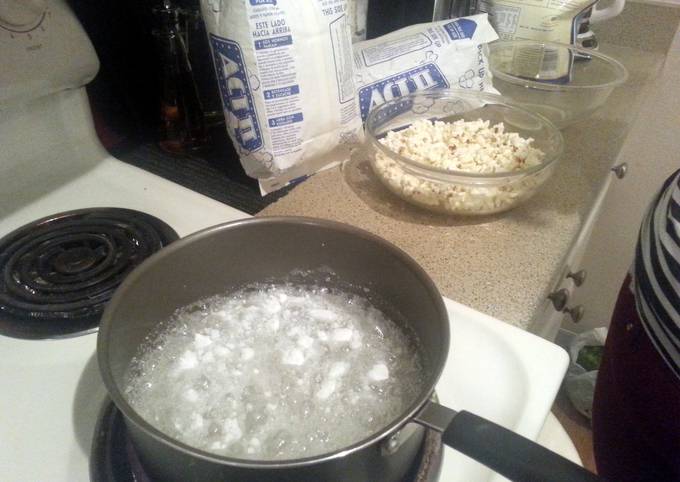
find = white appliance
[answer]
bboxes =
[0,2,579,481]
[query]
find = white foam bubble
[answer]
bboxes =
[368,363,389,381]
[194,333,212,349]
[332,328,353,342]
[315,379,336,400]
[329,361,349,378]
[282,348,305,366]
[177,350,198,370]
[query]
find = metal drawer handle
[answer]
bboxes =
[548,289,585,322]
[567,269,587,287]
[611,163,628,179]
[548,288,570,311]
[564,305,585,323]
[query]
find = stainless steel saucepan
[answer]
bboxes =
[98,217,599,482]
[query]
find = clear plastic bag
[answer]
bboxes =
[564,327,607,419]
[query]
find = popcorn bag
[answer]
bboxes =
[477,0,599,81]
[353,14,499,122]
[201,0,363,194]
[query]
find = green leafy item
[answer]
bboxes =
[576,345,604,371]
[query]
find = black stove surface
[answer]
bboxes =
[0,208,178,339]
[113,142,295,216]
[90,401,443,482]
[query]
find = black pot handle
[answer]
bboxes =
[414,401,602,482]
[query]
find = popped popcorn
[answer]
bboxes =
[372,119,550,215]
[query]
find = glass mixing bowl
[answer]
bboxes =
[365,90,564,216]
[487,40,628,128]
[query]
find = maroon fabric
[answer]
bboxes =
[592,276,680,482]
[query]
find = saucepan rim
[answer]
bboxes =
[97,216,450,469]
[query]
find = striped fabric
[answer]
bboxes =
[634,169,680,381]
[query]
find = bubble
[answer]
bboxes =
[244,410,268,433]
[265,429,291,454]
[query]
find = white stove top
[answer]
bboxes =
[0,103,250,482]
[0,198,242,482]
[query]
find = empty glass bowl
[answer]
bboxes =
[487,40,628,128]
[365,90,564,216]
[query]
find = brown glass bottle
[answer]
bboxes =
[152,2,207,153]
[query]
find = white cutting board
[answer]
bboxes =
[437,297,570,481]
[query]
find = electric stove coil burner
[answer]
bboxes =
[90,401,443,482]
[0,208,178,339]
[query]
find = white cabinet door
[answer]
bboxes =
[531,173,613,341]
[560,168,632,333]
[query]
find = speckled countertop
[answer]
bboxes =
[258,4,679,331]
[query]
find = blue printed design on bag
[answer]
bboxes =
[370,97,414,129]
[210,34,263,152]
[268,112,304,128]
[443,19,477,40]
[358,63,449,121]
[254,35,292,50]
[264,85,300,100]
[250,0,276,5]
